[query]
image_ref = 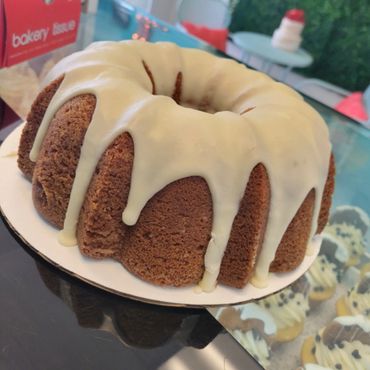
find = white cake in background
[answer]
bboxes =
[271,9,305,52]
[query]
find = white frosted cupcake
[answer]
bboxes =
[298,364,331,370]
[301,315,370,369]
[327,205,369,266]
[336,272,370,319]
[258,282,309,342]
[305,254,337,303]
[330,206,370,236]
[232,329,271,368]
[216,303,276,368]
[325,223,366,266]
[305,233,348,305]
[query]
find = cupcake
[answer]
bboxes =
[216,303,276,369]
[330,205,370,235]
[301,315,370,369]
[305,254,337,303]
[358,250,370,277]
[257,277,309,342]
[336,272,370,319]
[326,205,369,266]
[360,262,370,277]
[319,232,350,270]
[325,223,366,266]
[305,233,348,304]
[232,329,272,369]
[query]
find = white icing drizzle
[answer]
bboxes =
[29,41,331,291]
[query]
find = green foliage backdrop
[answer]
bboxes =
[230,0,370,91]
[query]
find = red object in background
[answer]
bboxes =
[335,92,369,121]
[285,9,305,23]
[1,0,81,67]
[181,21,228,52]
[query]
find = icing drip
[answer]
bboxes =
[29,41,331,291]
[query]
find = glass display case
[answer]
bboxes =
[209,100,370,369]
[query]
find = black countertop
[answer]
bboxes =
[0,211,261,370]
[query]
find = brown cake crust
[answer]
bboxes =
[18,76,64,180]
[218,164,269,287]
[17,76,335,288]
[32,93,96,228]
[317,153,335,233]
[121,164,269,287]
[270,155,335,272]
[269,189,315,272]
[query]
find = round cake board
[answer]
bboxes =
[0,124,320,307]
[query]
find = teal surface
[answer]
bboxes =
[95,0,210,50]
[309,99,370,215]
[231,32,313,67]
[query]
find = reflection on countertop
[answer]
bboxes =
[35,260,222,350]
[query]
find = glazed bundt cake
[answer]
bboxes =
[17,41,335,292]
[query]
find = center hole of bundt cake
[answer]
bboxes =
[143,62,255,114]
[143,62,223,114]
[172,71,217,113]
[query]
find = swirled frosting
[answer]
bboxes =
[310,316,370,370]
[301,365,331,370]
[29,41,331,291]
[237,302,277,335]
[325,223,365,263]
[258,287,308,329]
[315,332,370,370]
[330,206,370,236]
[233,329,271,369]
[306,254,338,293]
[344,273,370,318]
[320,232,349,265]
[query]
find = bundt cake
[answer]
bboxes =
[17,41,335,292]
